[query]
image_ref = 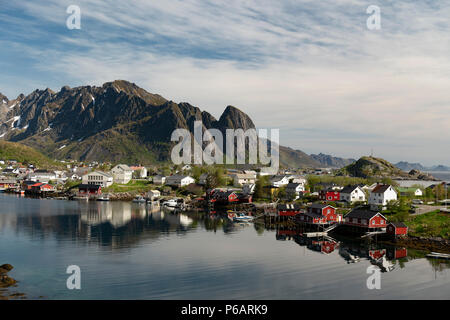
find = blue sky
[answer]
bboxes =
[1,0,449,165]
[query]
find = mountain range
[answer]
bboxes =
[0,80,335,168]
[394,161,450,172]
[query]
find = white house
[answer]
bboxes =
[270,175,290,188]
[26,170,57,182]
[147,190,161,201]
[111,164,133,184]
[232,173,256,186]
[369,184,398,210]
[82,171,114,187]
[286,183,305,200]
[165,175,195,187]
[152,175,166,185]
[340,185,366,203]
[130,166,148,178]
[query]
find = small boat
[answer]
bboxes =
[132,195,146,203]
[97,194,110,201]
[228,211,254,222]
[426,252,450,260]
[162,198,179,208]
[73,195,89,201]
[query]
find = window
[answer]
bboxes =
[372,220,375,225]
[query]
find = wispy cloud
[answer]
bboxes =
[1,0,449,165]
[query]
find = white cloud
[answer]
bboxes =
[2,0,450,165]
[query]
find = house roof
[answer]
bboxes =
[113,164,133,172]
[341,185,360,194]
[346,209,385,220]
[286,183,302,189]
[88,171,113,178]
[233,173,256,179]
[389,222,408,228]
[371,184,395,194]
[278,203,301,211]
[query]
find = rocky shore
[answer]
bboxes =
[382,236,450,253]
[0,264,25,300]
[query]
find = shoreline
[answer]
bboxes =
[380,236,450,254]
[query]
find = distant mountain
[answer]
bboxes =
[310,153,355,168]
[0,80,320,168]
[429,165,450,171]
[340,156,438,180]
[395,161,450,172]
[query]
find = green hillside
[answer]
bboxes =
[0,141,61,168]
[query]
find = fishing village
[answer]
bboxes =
[1,156,449,254]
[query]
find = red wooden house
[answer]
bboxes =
[30,182,56,193]
[319,189,340,201]
[369,249,386,260]
[311,239,339,254]
[78,184,102,195]
[344,209,387,229]
[277,203,302,217]
[387,222,408,237]
[307,203,338,222]
[300,212,329,224]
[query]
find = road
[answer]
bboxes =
[412,204,448,215]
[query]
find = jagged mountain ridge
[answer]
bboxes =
[310,153,355,168]
[0,80,319,167]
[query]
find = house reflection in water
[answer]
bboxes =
[80,202,146,229]
[275,226,408,272]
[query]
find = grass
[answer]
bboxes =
[0,140,62,168]
[405,210,450,239]
[103,179,155,193]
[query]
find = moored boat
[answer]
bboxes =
[132,195,146,203]
[97,194,110,201]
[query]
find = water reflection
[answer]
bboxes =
[1,194,448,273]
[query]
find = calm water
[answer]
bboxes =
[0,193,449,300]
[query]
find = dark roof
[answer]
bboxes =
[286,183,301,189]
[371,184,394,194]
[346,209,383,219]
[304,212,324,219]
[388,222,408,228]
[341,185,359,194]
[278,203,301,211]
[310,203,333,210]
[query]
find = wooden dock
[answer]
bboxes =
[426,252,450,260]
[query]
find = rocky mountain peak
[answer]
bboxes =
[216,105,255,132]
[0,93,8,104]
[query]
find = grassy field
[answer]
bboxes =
[0,140,62,168]
[103,180,155,193]
[405,211,450,239]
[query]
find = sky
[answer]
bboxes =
[0,0,449,166]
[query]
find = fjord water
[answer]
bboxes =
[0,193,449,300]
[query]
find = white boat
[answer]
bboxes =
[97,194,110,201]
[162,198,179,208]
[73,195,89,201]
[426,252,450,260]
[228,211,254,222]
[132,196,146,203]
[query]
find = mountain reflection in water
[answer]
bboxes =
[1,193,449,299]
